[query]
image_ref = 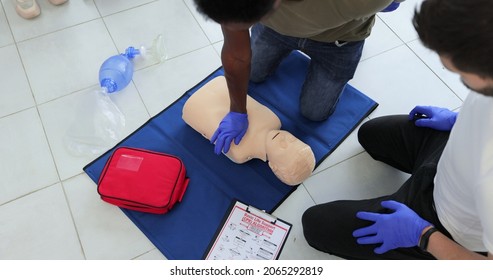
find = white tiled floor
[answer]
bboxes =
[0,0,467,260]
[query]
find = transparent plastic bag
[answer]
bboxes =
[64,34,166,157]
[64,89,126,157]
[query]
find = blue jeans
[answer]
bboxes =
[250,24,365,121]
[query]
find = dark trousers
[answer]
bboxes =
[250,24,364,121]
[302,115,453,259]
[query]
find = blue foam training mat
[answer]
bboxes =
[84,51,377,259]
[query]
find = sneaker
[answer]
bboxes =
[15,0,41,19]
[48,0,68,5]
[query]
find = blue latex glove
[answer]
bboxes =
[409,105,458,131]
[211,112,248,155]
[380,1,400,12]
[353,200,432,254]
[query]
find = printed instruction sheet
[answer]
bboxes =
[204,200,291,260]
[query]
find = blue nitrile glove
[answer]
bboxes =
[409,105,458,131]
[380,1,400,12]
[353,200,432,254]
[211,112,248,155]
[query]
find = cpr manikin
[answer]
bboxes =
[182,76,315,186]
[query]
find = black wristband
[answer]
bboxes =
[419,227,438,251]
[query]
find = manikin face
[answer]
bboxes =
[440,55,493,96]
[265,130,315,186]
[266,130,305,161]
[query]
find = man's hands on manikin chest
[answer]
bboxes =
[211,112,248,155]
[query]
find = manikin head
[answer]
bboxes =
[265,130,315,186]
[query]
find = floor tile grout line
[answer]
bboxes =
[182,0,221,46]
[376,3,464,105]
[0,183,54,207]
[376,13,408,46]
[404,39,465,104]
[0,1,17,46]
[33,104,63,183]
[310,150,368,179]
[3,1,68,220]
[0,42,217,120]
[359,43,404,63]
[131,248,161,260]
[1,0,42,113]
[6,1,160,45]
[358,14,408,63]
[59,180,88,260]
[299,183,317,209]
[95,0,161,18]
[13,17,103,45]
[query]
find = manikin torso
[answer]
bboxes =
[182,76,315,185]
[182,76,281,163]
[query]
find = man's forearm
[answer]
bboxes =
[221,27,251,114]
[223,65,249,113]
[426,231,491,260]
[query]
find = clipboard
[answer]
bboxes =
[203,199,292,260]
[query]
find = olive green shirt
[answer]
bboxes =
[261,0,404,42]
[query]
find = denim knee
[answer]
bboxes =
[299,87,340,121]
[300,102,336,121]
[250,69,268,83]
[250,24,295,83]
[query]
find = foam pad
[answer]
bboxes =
[84,51,377,259]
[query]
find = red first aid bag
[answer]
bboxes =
[97,147,189,214]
